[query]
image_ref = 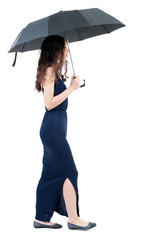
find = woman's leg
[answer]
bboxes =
[62,178,78,220]
[63,178,89,226]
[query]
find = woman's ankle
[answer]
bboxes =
[68,216,79,222]
[35,219,48,223]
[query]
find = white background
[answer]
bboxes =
[1,0,166,239]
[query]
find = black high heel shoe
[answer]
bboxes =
[67,221,96,230]
[33,220,62,229]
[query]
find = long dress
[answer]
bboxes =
[35,77,80,222]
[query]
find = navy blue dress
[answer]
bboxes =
[35,77,80,221]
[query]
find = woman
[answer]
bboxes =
[33,35,96,230]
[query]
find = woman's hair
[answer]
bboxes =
[35,35,69,92]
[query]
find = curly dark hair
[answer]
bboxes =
[35,35,69,92]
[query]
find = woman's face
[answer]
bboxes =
[64,41,69,60]
[57,41,69,63]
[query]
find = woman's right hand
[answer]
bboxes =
[70,74,80,91]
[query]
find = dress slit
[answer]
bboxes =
[57,177,80,218]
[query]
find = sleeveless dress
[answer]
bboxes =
[35,77,80,221]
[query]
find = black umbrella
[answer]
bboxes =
[8,7,126,87]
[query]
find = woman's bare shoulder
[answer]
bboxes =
[42,67,55,88]
[46,66,54,74]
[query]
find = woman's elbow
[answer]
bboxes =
[45,101,52,111]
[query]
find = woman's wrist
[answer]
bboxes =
[68,85,75,94]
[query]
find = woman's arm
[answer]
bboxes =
[42,67,74,111]
[47,86,73,110]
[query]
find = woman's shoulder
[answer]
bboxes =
[41,68,58,89]
[46,66,54,74]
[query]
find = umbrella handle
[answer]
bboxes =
[80,79,85,88]
[73,76,85,88]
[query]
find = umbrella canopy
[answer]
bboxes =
[8,7,126,86]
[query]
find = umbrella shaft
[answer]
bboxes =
[64,32,75,76]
